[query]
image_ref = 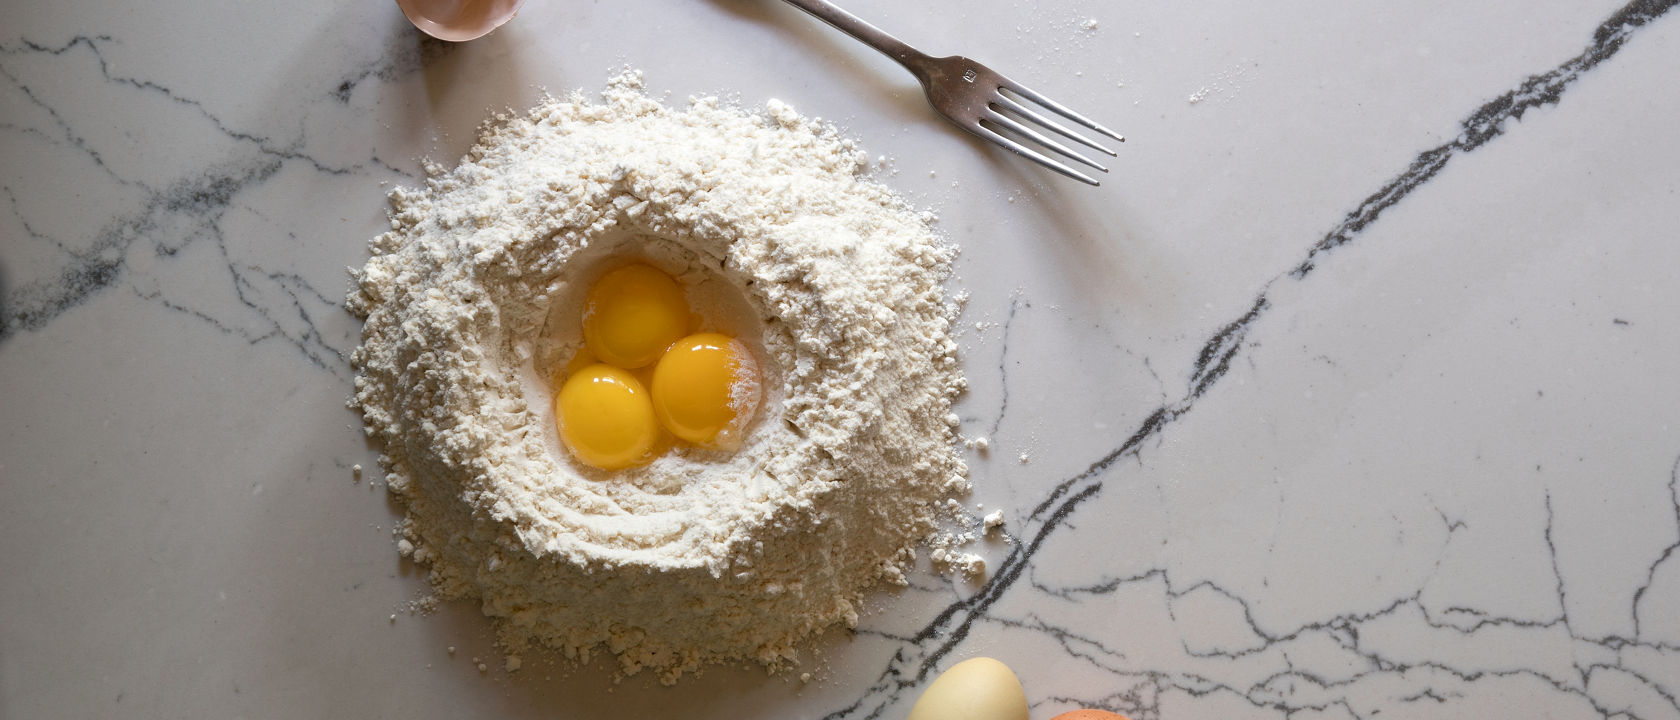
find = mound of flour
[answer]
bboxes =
[347,72,968,683]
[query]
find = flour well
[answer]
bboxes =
[347,72,968,683]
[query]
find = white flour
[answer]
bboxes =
[347,72,968,683]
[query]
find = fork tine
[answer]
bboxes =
[972,124,1102,186]
[999,79,1126,144]
[982,110,1109,173]
[992,94,1118,157]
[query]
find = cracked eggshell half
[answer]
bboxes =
[907,657,1029,720]
[395,0,525,42]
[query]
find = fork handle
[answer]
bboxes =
[779,0,933,72]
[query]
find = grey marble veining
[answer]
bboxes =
[3,0,1679,718]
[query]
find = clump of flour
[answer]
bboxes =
[347,72,968,683]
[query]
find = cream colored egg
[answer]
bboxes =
[907,657,1029,720]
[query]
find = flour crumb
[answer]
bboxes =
[1082,18,1099,31]
[928,529,985,578]
[505,655,523,672]
[950,553,986,578]
[406,595,439,615]
[352,464,362,481]
[1018,452,1031,464]
[983,510,1005,533]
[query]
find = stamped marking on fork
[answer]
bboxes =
[962,68,977,83]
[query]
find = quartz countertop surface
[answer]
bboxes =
[4,1,1679,718]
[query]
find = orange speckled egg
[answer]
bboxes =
[1050,710,1133,720]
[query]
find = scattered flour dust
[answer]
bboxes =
[347,71,971,684]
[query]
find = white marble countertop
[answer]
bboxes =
[4,0,1679,718]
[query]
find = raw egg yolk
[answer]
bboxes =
[555,364,660,470]
[650,333,761,450]
[582,264,689,369]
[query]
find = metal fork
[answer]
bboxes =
[780,0,1124,185]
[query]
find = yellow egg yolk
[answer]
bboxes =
[650,333,761,450]
[555,364,660,470]
[582,264,689,369]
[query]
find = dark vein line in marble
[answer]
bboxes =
[1,233,126,340]
[1597,662,1680,716]
[1289,0,1679,280]
[1431,499,1471,534]
[1087,594,1649,717]
[1,32,411,218]
[1542,493,1576,645]
[1631,455,1680,641]
[330,33,458,106]
[1399,688,1456,704]
[205,211,350,371]
[1138,354,1167,407]
[1021,460,1680,715]
[3,185,76,258]
[986,455,1680,718]
[984,613,1132,667]
[851,627,918,644]
[0,120,71,151]
[825,1,1680,717]
[0,56,140,190]
[1,160,276,341]
[218,242,349,373]
[136,285,259,340]
[1030,567,1164,601]
[987,293,1025,438]
[0,35,380,370]
[367,151,416,180]
[17,35,358,177]
[0,35,102,56]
